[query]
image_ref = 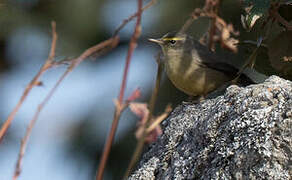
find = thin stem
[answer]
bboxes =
[124,54,163,178]
[96,0,143,179]
[13,71,69,180]
[12,21,58,180]
[0,21,57,142]
[208,0,220,50]
[113,0,157,37]
[12,29,119,180]
[269,4,292,31]
[233,37,263,83]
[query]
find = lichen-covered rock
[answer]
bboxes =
[129,76,292,180]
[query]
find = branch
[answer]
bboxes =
[113,0,157,37]
[0,21,57,142]
[12,21,58,180]
[96,0,143,179]
[12,29,119,180]
[8,0,157,178]
[207,0,220,51]
[69,37,119,70]
[146,104,172,133]
[124,53,163,178]
[269,4,292,31]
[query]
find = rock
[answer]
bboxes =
[129,76,292,180]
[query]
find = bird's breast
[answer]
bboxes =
[164,55,231,96]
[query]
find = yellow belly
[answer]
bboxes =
[165,61,231,96]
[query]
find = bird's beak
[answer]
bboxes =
[148,38,163,44]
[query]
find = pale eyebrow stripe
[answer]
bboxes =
[163,37,184,41]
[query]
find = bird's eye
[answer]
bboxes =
[169,40,176,45]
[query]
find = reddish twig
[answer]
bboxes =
[206,0,220,51]
[0,21,57,142]
[181,0,239,52]
[124,52,163,178]
[96,0,143,179]
[146,104,172,133]
[69,37,119,70]
[13,70,68,180]
[9,0,156,178]
[12,21,58,180]
[269,3,292,31]
[113,0,157,37]
[12,28,119,180]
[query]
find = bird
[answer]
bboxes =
[149,31,253,97]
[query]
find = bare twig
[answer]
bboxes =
[13,70,68,180]
[113,0,157,37]
[0,21,57,142]
[69,37,119,70]
[96,0,143,179]
[237,40,268,48]
[146,104,172,133]
[12,28,119,180]
[181,0,239,53]
[12,21,58,180]
[206,0,221,50]
[269,4,292,31]
[9,0,156,178]
[124,53,163,178]
[179,8,202,33]
[8,0,155,178]
[208,17,217,51]
[233,37,263,83]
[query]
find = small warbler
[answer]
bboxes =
[149,31,252,96]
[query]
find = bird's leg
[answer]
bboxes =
[183,95,205,105]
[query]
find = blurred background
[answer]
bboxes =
[0,0,290,179]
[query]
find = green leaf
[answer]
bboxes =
[241,0,271,30]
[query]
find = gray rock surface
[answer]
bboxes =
[129,76,292,180]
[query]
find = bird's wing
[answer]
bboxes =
[192,42,239,76]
